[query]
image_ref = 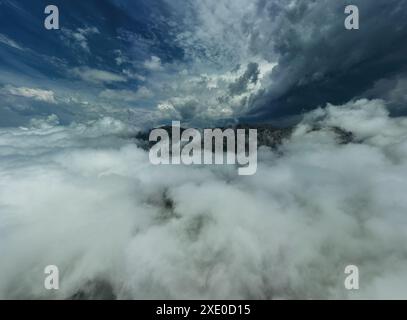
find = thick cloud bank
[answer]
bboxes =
[1,99,407,299]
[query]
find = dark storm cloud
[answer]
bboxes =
[363,74,407,116]
[229,62,260,96]
[244,0,407,121]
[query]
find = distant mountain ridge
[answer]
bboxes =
[134,124,354,151]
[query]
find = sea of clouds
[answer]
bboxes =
[1,98,407,299]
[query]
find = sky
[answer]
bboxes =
[1,0,407,300]
[0,0,406,128]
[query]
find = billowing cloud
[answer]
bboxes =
[150,60,275,126]
[161,0,407,120]
[1,99,407,299]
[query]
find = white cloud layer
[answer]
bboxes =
[1,99,407,299]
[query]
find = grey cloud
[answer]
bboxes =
[363,75,407,116]
[245,0,407,119]
[229,62,260,96]
[158,0,407,123]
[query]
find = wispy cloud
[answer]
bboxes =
[1,99,407,299]
[1,85,56,103]
[99,87,153,102]
[61,27,100,53]
[71,67,127,84]
[0,33,24,51]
